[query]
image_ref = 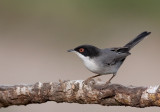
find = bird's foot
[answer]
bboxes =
[105,80,111,85]
[83,78,95,85]
[93,81,111,90]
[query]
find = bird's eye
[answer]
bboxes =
[79,48,84,52]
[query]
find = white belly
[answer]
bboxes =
[83,58,100,73]
[84,59,122,75]
[74,51,121,75]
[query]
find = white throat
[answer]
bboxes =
[73,51,99,73]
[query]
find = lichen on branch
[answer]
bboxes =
[0,80,160,108]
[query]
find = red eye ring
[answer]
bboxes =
[79,48,84,52]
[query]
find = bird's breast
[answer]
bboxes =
[84,58,122,75]
[83,58,99,72]
[74,51,119,74]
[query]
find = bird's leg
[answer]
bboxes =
[84,74,101,85]
[105,73,116,85]
[93,74,116,90]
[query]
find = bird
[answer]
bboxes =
[68,31,151,86]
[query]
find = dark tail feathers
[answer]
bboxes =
[124,31,151,51]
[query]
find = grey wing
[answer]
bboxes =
[101,48,130,66]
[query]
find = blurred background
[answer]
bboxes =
[0,0,160,112]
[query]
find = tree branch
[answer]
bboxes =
[0,80,160,108]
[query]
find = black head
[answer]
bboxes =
[68,45,100,58]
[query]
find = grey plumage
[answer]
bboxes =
[68,31,151,85]
[93,31,151,75]
[93,48,129,74]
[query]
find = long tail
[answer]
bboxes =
[124,31,151,51]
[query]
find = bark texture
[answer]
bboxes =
[0,80,160,108]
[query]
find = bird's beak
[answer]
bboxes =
[67,49,74,52]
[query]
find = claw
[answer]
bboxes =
[83,78,95,85]
[93,82,111,90]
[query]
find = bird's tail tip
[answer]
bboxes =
[124,31,151,50]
